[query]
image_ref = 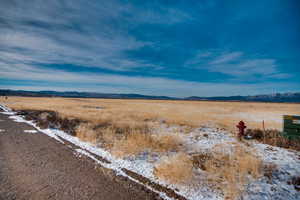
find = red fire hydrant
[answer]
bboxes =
[236,121,247,140]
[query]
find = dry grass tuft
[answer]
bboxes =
[112,132,155,157]
[263,163,277,181]
[199,143,263,200]
[153,134,182,152]
[100,127,118,148]
[192,152,212,170]
[112,133,182,157]
[76,123,98,143]
[154,153,193,184]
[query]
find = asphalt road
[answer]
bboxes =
[0,112,160,200]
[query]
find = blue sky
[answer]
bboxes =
[0,0,299,97]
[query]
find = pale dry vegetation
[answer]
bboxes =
[205,143,263,199]
[154,153,193,184]
[76,122,182,157]
[76,123,98,144]
[154,143,266,200]
[2,96,300,130]
[112,132,182,157]
[193,143,264,200]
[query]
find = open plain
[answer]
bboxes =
[1,97,300,200]
[2,97,300,130]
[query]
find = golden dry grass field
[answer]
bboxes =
[2,96,300,131]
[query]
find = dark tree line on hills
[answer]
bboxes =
[1,89,300,103]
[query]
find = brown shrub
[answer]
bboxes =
[288,176,300,191]
[246,129,264,140]
[263,163,277,181]
[191,152,212,170]
[154,153,193,184]
[111,121,151,135]
[17,110,82,135]
[153,134,182,152]
[246,129,300,151]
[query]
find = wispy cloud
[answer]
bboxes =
[186,51,291,79]
[0,0,190,72]
[209,52,243,65]
[210,58,277,76]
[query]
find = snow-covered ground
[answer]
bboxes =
[24,129,38,133]
[245,143,300,200]
[0,104,299,200]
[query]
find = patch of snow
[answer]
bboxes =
[0,104,12,112]
[24,130,38,133]
[9,115,27,123]
[245,143,300,200]
[0,104,15,115]
[0,129,5,132]
[6,114,64,144]
[185,127,235,153]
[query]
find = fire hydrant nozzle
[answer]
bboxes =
[236,121,247,140]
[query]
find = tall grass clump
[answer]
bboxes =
[154,153,193,184]
[76,123,99,143]
[112,132,182,157]
[196,143,263,200]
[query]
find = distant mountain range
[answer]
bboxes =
[185,93,300,103]
[0,89,175,100]
[1,89,300,103]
